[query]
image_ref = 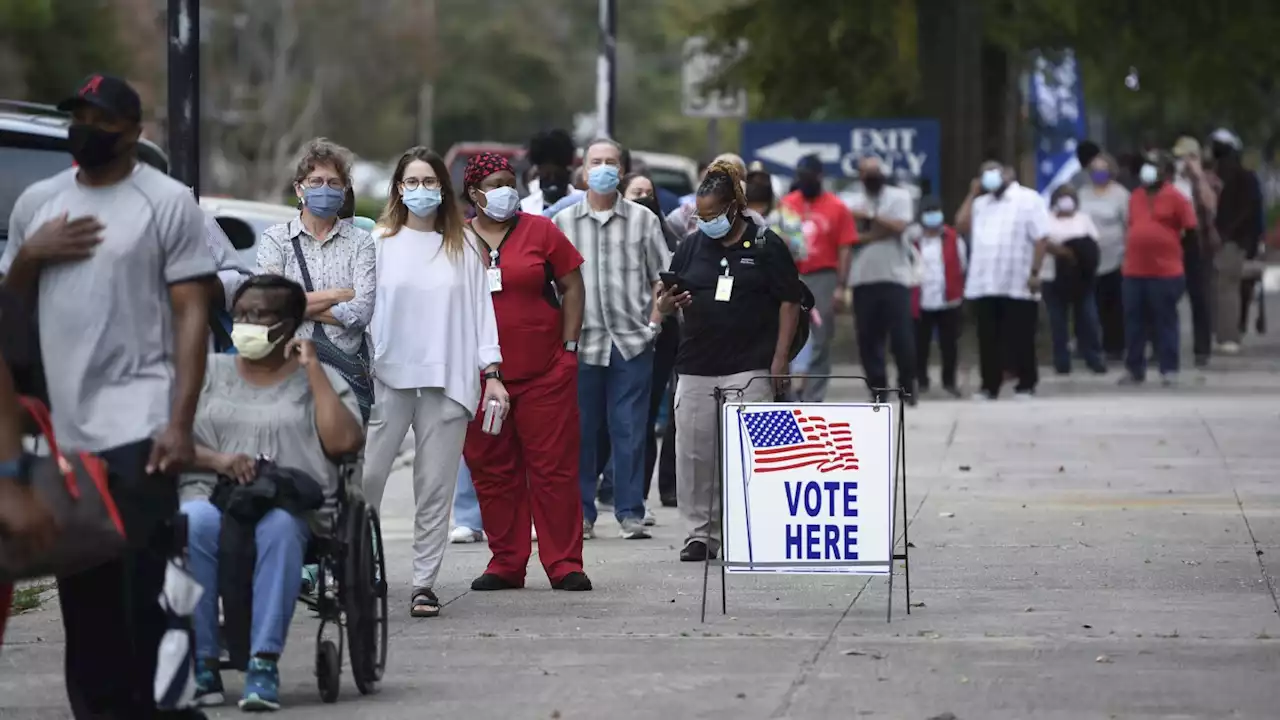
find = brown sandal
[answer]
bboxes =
[410,587,440,618]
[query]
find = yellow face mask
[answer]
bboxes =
[230,322,283,360]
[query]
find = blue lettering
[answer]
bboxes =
[824,481,841,512]
[803,482,821,517]
[805,524,821,560]
[844,483,859,516]
[844,525,859,558]
[785,523,803,559]
[824,525,840,558]
[784,482,803,516]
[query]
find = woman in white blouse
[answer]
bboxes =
[1036,184,1106,375]
[362,146,510,618]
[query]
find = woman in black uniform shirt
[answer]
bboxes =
[650,160,804,561]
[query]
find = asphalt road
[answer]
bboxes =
[3,304,1279,719]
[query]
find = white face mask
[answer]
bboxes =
[1055,196,1076,214]
[230,322,284,360]
[480,186,520,221]
[1139,164,1160,186]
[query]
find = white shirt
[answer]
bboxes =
[906,224,968,311]
[843,186,916,287]
[521,187,585,216]
[369,227,502,418]
[965,183,1051,300]
[1041,213,1099,282]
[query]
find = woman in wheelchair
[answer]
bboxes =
[179,274,365,711]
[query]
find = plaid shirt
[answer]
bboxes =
[965,183,1051,301]
[256,216,377,354]
[553,196,671,367]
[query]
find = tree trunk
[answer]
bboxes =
[918,0,986,215]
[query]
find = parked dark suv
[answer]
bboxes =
[0,100,169,255]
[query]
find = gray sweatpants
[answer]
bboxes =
[675,370,772,551]
[799,270,838,401]
[362,380,470,590]
[1213,242,1246,345]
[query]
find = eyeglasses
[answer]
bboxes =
[401,177,441,191]
[302,177,346,191]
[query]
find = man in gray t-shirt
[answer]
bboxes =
[842,156,919,402]
[0,73,213,718]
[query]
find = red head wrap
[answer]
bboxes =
[464,152,514,189]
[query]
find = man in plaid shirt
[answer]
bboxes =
[956,160,1052,400]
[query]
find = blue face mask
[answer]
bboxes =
[402,187,442,217]
[921,211,944,229]
[587,164,621,193]
[302,185,345,219]
[980,169,1003,193]
[697,213,733,239]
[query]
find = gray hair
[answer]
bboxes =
[291,137,354,186]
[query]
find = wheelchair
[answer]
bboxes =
[218,454,388,704]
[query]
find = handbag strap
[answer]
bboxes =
[17,396,63,463]
[289,236,316,293]
[16,395,89,500]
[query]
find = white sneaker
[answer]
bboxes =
[583,520,596,540]
[619,518,652,540]
[449,527,484,544]
[1217,341,1241,355]
[643,507,657,527]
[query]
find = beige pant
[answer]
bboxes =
[1214,243,1245,345]
[362,380,470,590]
[675,370,772,551]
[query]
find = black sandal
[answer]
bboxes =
[410,587,440,618]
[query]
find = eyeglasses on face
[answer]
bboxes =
[401,177,441,191]
[302,177,346,191]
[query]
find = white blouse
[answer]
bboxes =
[369,227,502,418]
[1042,213,1099,283]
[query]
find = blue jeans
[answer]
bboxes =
[579,345,653,523]
[452,462,483,532]
[1043,280,1104,372]
[1122,276,1185,379]
[182,499,309,661]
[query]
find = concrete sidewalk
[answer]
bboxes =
[4,356,1280,718]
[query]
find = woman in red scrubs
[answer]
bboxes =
[461,153,592,592]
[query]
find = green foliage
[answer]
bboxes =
[0,0,128,102]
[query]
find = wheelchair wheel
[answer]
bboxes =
[316,639,341,704]
[345,502,388,695]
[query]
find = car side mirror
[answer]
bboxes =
[215,217,256,251]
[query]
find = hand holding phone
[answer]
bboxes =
[659,271,683,291]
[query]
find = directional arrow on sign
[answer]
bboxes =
[755,137,842,169]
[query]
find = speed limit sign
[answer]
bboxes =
[682,37,748,118]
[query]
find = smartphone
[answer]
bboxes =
[659,272,684,291]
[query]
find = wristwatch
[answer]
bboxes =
[647,321,662,337]
[483,370,503,382]
[564,340,579,353]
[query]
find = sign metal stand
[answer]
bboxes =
[699,375,912,623]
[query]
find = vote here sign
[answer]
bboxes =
[721,403,895,575]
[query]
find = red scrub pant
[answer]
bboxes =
[464,351,584,585]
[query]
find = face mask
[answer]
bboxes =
[1055,196,1076,213]
[402,187,442,217]
[587,165,621,193]
[1139,164,1160,186]
[921,211,944,229]
[231,322,284,360]
[632,194,660,216]
[981,169,1004,192]
[68,124,125,169]
[862,174,885,194]
[480,186,520,221]
[697,212,734,239]
[1089,170,1111,185]
[302,186,345,219]
[797,177,821,200]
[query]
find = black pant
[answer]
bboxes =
[57,439,195,719]
[1183,241,1213,359]
[973,296,1039,397]
[1096,270,1125,358]
[853,283,917,396]
[656,391,676,505]
[915,307,961,390]
[597,319,679,504]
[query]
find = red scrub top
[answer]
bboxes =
[481,212,584,382]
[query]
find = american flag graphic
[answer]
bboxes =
[742,409,859,474]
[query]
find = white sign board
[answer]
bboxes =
[722,403,895,575]
[682,37,748,118]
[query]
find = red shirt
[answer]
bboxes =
[777,190,858,275]
[1123,185,1197,278]
[483,212,584,382]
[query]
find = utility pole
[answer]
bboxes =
[167,0,201,195]
[596,0,616,138]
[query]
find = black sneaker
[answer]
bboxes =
[680,540,717,562]
[470,573,522,591]
[551,571,593,591]
[660,496,678,508]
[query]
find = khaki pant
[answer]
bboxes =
[675,370,772,551]
[1214,243,1246,345]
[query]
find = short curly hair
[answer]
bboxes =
[291,137,354,187]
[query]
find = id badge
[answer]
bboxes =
[487,267,503,293]
[714,275,734,302]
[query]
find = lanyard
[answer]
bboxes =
[478,215,521,267]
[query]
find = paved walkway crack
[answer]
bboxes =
[769,577,871,719]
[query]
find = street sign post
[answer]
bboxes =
[742,119,942,198]
[682,37,748,119]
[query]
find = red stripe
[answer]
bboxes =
[756,458,825,473]
[755,443,825,456]
[756,450,830,465]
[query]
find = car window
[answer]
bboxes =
[0,143,72,240]
[647,168,694,198]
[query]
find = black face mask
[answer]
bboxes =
[69,124,126,169]
[797,177,822,200]
[862,173,885,194]
[633,193,661,217]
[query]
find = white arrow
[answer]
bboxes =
[755,137,842,169]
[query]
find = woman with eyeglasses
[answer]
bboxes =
[360,147,510,618]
